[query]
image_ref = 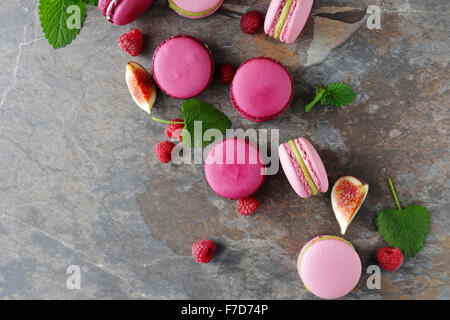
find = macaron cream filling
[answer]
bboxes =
[106,0,121,20]
[288,140,318,195]
[168,0,222,17]
[274,0,293,39]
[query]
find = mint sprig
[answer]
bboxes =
[39,0,98,49]
[377,178,430,258]
[305,83,357,112]
[152,99,231,147]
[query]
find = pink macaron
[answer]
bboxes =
[169,0,224,19]
[264,0,314,43]
[230,57,293,122]
[152,35,214,99]
[98,0,154,25]
[278,137,328,198]
[298,236,362,299]
[204,139,265,199]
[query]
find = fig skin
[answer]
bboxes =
[331,176,369,234]
[126,61,157,114]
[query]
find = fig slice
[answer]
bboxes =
[126,61,157,114]
[331,176,369,234]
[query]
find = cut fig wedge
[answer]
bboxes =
[331,176,369,234]
[126,61,157,114]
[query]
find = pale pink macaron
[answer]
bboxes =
[98,0,154,25]
[169,0,224,19]
[264,0,314,43]
[298,236,362,299]
[278,137,328,198]
[204,139,265,199]
[152,35,214,99]
[230,57,294,122]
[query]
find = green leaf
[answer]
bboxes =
[181,99,231,147]
[39,0,87,49]
[324,83,357,107]
[83,0,98,5]
[305,85,326,112]
[377,206,430,258]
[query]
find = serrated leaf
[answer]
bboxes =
[325,83,357,107]
[39,0,86,49]
[377,205,430,258]
[181,99,231,147]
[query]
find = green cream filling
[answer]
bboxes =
[168,0,221,17]
[289,140,318,195]
[274,0,293,39]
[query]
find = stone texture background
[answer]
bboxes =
[0,0,448,299]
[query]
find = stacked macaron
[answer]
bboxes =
[204,139,265,199]
[169,0,224,19]
[230,57,294,122]
[152,35,214,99]
[278,137,328,198]
[298,236,362,299]
[98,0,154,25]
[264,0,314,43]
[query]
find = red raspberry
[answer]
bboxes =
[218,64,236,84]
[154,141,175,164]
[377,247,404,272]
[237,197,259,216]
[240,11,264,34]
[118,28,143,57]
[165,119,184,141]
[192,239,216,263]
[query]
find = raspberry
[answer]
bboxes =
[237,197,259,216]
[155,141,175,164]
[118,29,143,57]
[218,64,236,84]
[377,247,404,272]
[192,239,216,263]
[240,11,264,34]
[165,119,184,141]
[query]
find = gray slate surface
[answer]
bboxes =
[0,0,449,299]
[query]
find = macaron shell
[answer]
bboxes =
[278,143,312,198]
[294,138,328,193]
[280,0,313,43]
[298,236,362,299]
[99,0,154,26]
[170,0,224,19]
[264,0,286,36]
[230,57,293,122]
[152,36,214,99]
[204,139,265,199]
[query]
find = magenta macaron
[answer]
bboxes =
[169,0,224,19]
[278,137,328,198]
[152,35,214,99]
[264,0,314,43]
[98,0,154,25]
[230,57,294,122]
[298,236,362,299]
[204,139,265,199]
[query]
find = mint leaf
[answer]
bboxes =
[305,85,326,112]
[377,206,430,258]
[377,179,430,258]
[83,0,98,5]
[39,0,86,49]
[304,82,356,112]
[324,83,357,107]
[181,99,231,147]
